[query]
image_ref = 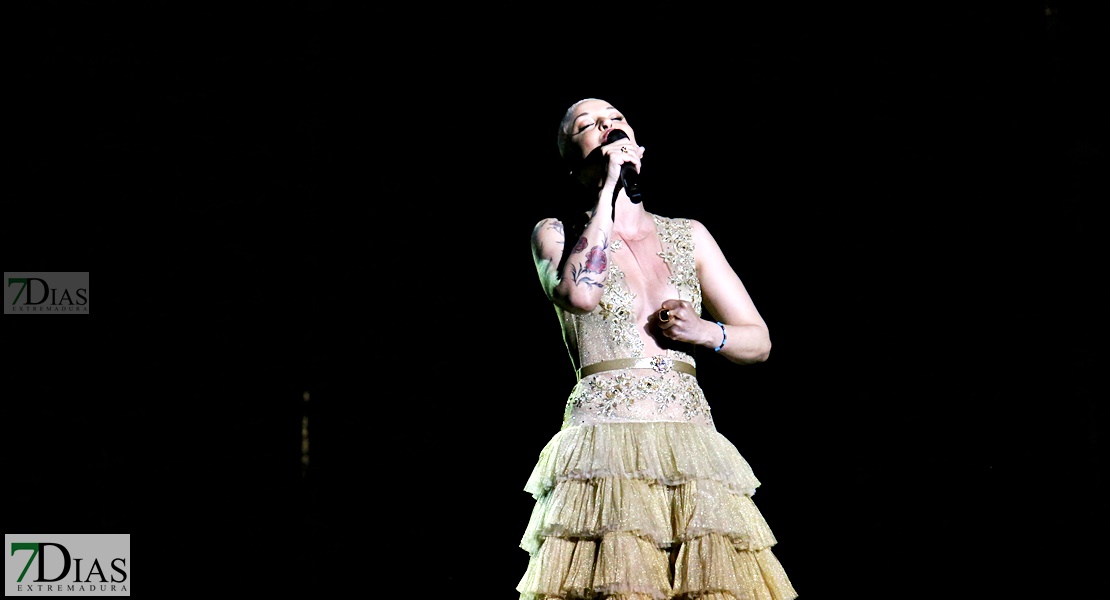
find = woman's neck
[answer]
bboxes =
[612,202,653,240]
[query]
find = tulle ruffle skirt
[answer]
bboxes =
[517,421,797,600]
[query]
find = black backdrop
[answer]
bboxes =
[6,3,1105,597]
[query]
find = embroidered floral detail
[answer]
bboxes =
[595,262,644,358]
[562,369,712,429]
[655,216,703,317]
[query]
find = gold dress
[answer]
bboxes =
[517,216,798,600]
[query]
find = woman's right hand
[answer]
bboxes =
[600,141,643,191]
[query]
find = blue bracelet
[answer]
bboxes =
[714,321,726,352]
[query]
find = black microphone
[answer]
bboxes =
[604,129,643,203]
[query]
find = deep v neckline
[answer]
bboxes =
[611,218,676,303]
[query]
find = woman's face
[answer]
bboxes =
[563,99,637,168]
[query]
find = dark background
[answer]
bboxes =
[5,2,1104,597]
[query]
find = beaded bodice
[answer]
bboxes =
[558,215,714,429]
[560,215,701,368]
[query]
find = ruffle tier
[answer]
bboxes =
[518,421,797,600]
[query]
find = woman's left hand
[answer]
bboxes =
[655,300,710,346]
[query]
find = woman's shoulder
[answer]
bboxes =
[534,211,589,237]
[531,216,577,254]
[533,216,558,232]
[532,216,567,237]
[652,215,719,257]
[531,218,555,249]
[653,213,708,234]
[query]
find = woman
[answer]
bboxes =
[517,98,798,600]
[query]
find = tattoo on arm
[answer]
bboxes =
[568,235,610,289]
[571,236,588,255]
[532,219,568,289]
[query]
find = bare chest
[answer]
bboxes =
[611,237,676,309]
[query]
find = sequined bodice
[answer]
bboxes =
[558,215,714,429]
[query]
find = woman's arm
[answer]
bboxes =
[691,219,772,364]
[530,203,615,315]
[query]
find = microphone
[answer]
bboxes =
[604,129,643,203]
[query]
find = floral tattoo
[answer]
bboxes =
[569,234,609,289]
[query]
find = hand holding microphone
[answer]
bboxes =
[603,129,643,203]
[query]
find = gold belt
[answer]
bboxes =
[578,356,696,379]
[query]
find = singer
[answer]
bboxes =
[518,97,798,599]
